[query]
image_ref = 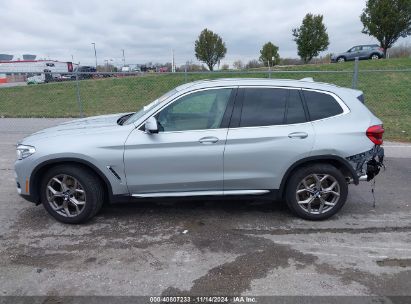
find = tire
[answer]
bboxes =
[285,164,348,220]
[337,56,346,63]
[370,53,380,60]
[40,165,104,224]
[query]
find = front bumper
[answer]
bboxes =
[15,160,40,205]
[346,146,385,182]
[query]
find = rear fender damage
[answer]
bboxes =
[346,146,384,182]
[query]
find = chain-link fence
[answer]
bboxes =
[1,62,410,141]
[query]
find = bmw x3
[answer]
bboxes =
[15,78,385,223]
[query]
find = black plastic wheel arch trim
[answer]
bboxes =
[28,158,116,204]
[278,155,359,198]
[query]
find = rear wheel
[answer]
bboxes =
[285,164,348,220]
[40,165,104,224]
[370,53,380,60]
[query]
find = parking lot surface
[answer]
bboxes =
[0,118,410,298]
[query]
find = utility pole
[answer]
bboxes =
[172,49,175,73]
[122,49,125,67]
[91,42,97,69]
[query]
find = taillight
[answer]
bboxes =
[366,125,384,145]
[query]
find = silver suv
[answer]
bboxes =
[331,44,385,63]
[15,78,385,223]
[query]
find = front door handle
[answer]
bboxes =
[288,132,308,139]
[199,136,219,144]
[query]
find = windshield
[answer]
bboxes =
[123,89,178,125]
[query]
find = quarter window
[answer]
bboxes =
[156,88,232,132]
[303,90,343,121]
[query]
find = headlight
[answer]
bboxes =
[16,145,36,160]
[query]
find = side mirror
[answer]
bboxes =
[144,116,159,134]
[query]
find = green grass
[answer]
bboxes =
[0,58,410,141]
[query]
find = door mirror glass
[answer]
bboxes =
[144,116,159,134]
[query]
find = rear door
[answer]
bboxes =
[359,45,371,59]
[223,87,315,192]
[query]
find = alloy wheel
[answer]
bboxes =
[46,174,87,217]
[295,174,340,215]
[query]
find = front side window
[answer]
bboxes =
[240,88,288,127]
[123,89,178,125]
[303,90,343,121]
[156,88,232,132]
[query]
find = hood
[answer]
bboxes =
[21,113,131,143]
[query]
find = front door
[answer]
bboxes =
[348,46,361,60]
[124,88,235,196]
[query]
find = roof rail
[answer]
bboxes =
[300,77,314,82]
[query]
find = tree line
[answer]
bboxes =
[194,0,411,70]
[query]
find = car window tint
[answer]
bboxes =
[303,90,343,121]
[156,88,232,132]
[286,90,306,124]
[240,88,287,127]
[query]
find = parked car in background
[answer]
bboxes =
[74,66,96,79]
[26,72,54,84]
[331,44,385,63]
[27,73,46,84]
[15,78,385,224]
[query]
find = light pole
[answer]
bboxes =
[109,59,114,72]
[91,43,97,69]
[122,49,125,67]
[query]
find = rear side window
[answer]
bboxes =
[303,90,343,121]
[286,90,306,124]
[240,88,287,127]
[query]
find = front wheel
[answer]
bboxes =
[40,165,104,224]
[285,164,348,220]
[337,57,346,63]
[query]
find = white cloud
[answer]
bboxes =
[1,0,410,66]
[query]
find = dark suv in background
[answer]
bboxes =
[331,44,385,63]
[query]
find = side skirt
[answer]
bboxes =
[110,190,280,204]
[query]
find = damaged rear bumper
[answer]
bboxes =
[346,145,385,182]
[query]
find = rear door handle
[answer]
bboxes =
[288,132,308,139]
[199,136,219,144]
